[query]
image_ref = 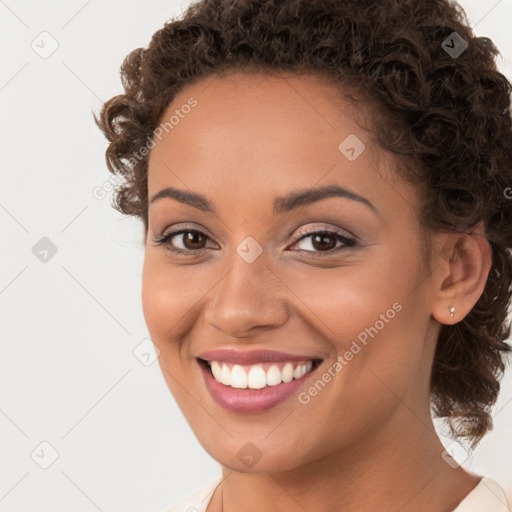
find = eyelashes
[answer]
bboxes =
[292,228,356,254]
[152,225,357,258]
[153,228,214,254]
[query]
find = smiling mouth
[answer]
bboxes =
[197,357,323,390]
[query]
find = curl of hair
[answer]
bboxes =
[95,0,512,447]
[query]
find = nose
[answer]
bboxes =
[202,254,289,338]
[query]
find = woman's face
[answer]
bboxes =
[142,72,442,472]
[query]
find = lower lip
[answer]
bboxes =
[198,359,319,413]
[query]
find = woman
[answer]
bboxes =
[96,0,512,510]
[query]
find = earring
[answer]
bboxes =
[449,306,455,319]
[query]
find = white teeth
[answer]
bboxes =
[231,365,248,389]
[247,365,267,389]
[207,359,316,389]
[221,364,231,386]
[266,365,282,386]
[211,361,222,381]
[281,362,294,383]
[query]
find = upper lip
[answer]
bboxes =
[197,348,322,365]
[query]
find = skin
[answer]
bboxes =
[141,71,491,512]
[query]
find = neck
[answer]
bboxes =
[211,411,480,512]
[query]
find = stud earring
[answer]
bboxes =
[449,306,455,319]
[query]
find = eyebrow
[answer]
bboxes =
[149,183,377,215]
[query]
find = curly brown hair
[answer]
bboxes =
[95,0,512,447]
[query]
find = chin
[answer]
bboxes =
[197,432,312,474]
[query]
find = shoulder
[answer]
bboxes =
[160,477,222,512]
[452,477,510,512]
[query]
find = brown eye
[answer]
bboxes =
[154,229,212,253]
[180,230,207,250]
[310,233,337,251]
[153,226,356,257]
[290,229,356,256]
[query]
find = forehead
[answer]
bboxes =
[153,71,368,151]
[147,71,414,218]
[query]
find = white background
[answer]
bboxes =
[1,1,511,511]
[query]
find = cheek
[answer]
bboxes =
[141,253,208,343]
[285,266,428,452]
[141,254,187,360]
[285,251,417,341]
[285,247,429,390]
[141,264,172,342]
[141,256,198,409]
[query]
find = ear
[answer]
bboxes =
[431,223,492,325]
